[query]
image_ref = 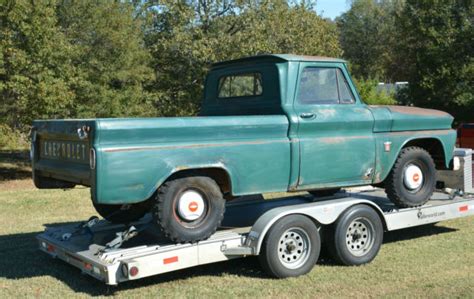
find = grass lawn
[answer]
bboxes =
[0,181,473,298]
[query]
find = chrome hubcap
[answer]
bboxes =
[278,228,311,269]
[345,217,374,257]
[403,164,423,190]
[177,190,205,221]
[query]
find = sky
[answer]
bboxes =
[315,0,350,20]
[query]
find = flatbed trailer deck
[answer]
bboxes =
[37,190,474,285]
[37,149,473,285]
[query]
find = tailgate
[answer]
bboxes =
[32,120,96,186]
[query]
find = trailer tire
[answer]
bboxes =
[93,202,150,224]
[153,176,225,243]
[385,146,436,208]
[328,205,383,266]
[259,215,320,278]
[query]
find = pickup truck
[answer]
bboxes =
[31,54,456,243]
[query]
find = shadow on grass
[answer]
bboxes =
[0,150,31,181]
[0,221,458,296]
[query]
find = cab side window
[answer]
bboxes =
[297,67,355,105]
[337,69,355,104]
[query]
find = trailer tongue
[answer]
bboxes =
[37,149,473,285]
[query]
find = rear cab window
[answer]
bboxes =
[218,73,263,99]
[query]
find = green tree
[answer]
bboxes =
[0,0,156,135]
[56,0,156,119]
[398,0,473,121]
[0,0,74,131]
[145,1,342,115]
[352,78,397,105]
[337,0,405,81]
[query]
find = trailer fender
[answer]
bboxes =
[245,198,385,255]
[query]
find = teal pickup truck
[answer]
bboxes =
[31,54,456,242]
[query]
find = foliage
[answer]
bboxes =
[396,0,474,121]
[144,0,342,115]
[352,78,397,105]
[0,124,28,150]
[0,0,472,146]
[337,0,405,81]
[0,1,74,132]
[0,0,156,136]
[0,0,343,139]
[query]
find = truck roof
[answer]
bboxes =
[211,54,346,68]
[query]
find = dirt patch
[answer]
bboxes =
[0,179,34,191]
[0,151,33,191]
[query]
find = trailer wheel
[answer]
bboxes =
[259,215,320,278]
[385,146,436,208]
[153,176,225,243]
[329,205,383,266]
[93,201,149,224]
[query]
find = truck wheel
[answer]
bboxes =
[259,215,320,278]
[93,202,150,224]
[308,188,341,198]
[153,176,225,243]
[328,204,383,266]
[385,146,436,208]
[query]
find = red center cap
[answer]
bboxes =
[413,173,420,182]
[188,201,198,212]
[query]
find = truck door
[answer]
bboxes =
[293,63,376,188]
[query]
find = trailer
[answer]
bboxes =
[37,149,474,285]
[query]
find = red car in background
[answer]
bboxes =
[458,123,474,150]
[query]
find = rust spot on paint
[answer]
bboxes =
[318,109,337,117]
[103,139,290,153]
[374,172,382,182]
[385,106,450,117]
[126,184,144,190]
[320,136,368,144]
[298,55,344,62]
[388,129,451,136]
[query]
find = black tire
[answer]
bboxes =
[259,215,320,278]
[93,201,150,224]
[385,146,436,208]
[328,204,383,266]
[309,188,341,198]
[153,176,225,243]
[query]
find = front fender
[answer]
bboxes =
[373,129,456,183]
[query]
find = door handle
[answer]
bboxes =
[299,113,316,119]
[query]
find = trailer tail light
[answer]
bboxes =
[84,262,92,270]
[129,266,139,277]
[459,205,469,212]
[47,244,56,253]
[122,264,139,278]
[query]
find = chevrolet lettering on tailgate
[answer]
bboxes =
[40,140,89,163]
